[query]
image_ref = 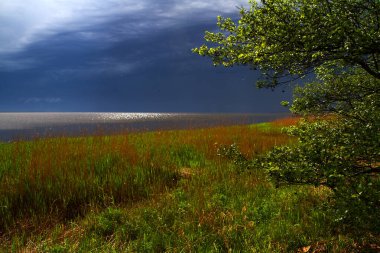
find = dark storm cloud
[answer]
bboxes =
[0,0,292,112]
[0,0,248,54]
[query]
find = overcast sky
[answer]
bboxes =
[0,0,291,112]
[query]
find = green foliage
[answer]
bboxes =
[194,0,380,87]
[1,124,377,251]
[90,208,125,237]
[262,67,380,233]
[195,0,380,235]
[217,143,249,171]
[40,167,333,252]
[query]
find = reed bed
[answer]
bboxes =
[0,136,176,232]
[0,120,292,233]
[1,117,368,252]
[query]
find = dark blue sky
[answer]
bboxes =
[0,0,291,113]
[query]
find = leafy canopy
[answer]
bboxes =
[265,69,380,231]
[194,0,380,87]
[194,0,380,233]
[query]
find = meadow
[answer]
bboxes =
[0,117,375,252]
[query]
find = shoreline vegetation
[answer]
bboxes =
[0,117,377,252]
[0,112,290,143]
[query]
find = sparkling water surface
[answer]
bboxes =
[0,113,178,130]
[0,112,289,142]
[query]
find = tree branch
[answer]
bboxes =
[350,167,380,177]
[354,59,380,79]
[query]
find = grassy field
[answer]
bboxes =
[0,117,375,252]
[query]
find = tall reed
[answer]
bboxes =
[0,120,292,233]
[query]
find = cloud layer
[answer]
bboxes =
[0,0,292,113]
[0,0,248,54]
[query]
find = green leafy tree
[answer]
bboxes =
[194,0,380,232]
[194,0,379,86]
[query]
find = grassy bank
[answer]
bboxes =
[0,117,375,252]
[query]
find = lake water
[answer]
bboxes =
[0,112,290,142]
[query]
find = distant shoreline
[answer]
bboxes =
[0,112,290,142]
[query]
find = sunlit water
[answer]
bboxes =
[0,112,289,142]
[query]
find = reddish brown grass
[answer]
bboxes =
[271,116,301,128]
[0,117,296,234]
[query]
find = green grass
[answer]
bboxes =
[0,118,377,252]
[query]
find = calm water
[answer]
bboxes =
[0,113,290,142]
